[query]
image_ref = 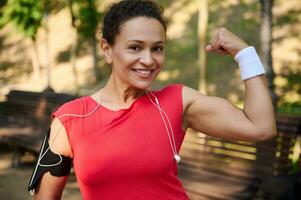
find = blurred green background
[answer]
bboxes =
[0,0,300,115]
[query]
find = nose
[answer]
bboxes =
[139,50,154,66]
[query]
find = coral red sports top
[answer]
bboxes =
[52,84,189,200]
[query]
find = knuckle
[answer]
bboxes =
[219,27,227,35]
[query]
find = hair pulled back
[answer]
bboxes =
[102,0,166,45]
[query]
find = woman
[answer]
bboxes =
[29,0,276,199]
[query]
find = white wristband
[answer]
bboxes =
[234,46,265,80]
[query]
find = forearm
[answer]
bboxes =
[243,75,276,140]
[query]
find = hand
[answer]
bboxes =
[206,27,248,56]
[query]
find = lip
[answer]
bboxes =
[132,68,156,70]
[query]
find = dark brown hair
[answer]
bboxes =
[101,0,166,45]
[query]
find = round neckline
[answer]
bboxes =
[86,93,147,113]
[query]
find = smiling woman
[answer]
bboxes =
[29,0,276,200]
[101,17,165,91]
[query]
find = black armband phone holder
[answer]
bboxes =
[28,128,72,194]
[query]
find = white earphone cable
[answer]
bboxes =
[146,91,181,163]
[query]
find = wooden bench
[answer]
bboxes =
[178,114,301,200]
[0,89,76,166]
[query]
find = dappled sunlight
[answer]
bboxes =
[227,92,239,104]
[272,0,301,107]
[273,0,301,16]
[39,8,74,66]
[274,76,288,88]
[283,91,300,104]
[210,147,256,160]
[166,0,198,39]
[273,37,301,73]
[0,154,11,173]
[157,69,180,81]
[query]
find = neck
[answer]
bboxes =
[102,74,145,105]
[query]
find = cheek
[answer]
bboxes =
[114,53,138,67]
[156,55,165,67]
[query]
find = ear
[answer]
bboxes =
[101,38,112,64]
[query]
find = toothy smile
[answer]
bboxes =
[132,69,154,77]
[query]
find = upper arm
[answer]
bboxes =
[33,118,73,199]
[33,173,68,200]
[49,118,73,158]
[183,86,262,141]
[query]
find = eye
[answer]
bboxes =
[128,45,141,51]
[152,46,164,53]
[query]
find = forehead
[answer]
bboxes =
[115,17,165,43]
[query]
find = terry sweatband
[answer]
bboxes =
[234,46,266,80]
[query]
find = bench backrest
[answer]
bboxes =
[178,114,301,199]
[5,90,77,129]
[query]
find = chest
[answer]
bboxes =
[71,105,183,185]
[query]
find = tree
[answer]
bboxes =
[255,0,278,182]
[76,0,101,82]
[1,0,43,79]
[259,0,277,107]
[67,0,80,93]
[67,0,101,93]
[198,0,208,94]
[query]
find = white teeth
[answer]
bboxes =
[134,69,152,76]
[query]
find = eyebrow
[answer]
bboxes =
[126,40,164,44]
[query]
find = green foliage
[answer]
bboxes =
[278,102,301,116]
[0,0,8,27]
[71,0,101,39]
[0,0,43,39]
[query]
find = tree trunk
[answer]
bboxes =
[68,0,79,94]
[198,0,208,94]
[44,12,51,89]
[30,38,41,80]
[92,37,101,82]
[260,0,277,107]
[255,0,277,184]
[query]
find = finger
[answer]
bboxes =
[215,48,229,55]
[206,42,229,54]
[206,43,214,52]
[210,39,223,52]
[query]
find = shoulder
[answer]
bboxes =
[52,96,88,122]
[182,85,208,112]
[152,83,202,105]
[150,84,185,111]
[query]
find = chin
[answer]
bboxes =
[131,80,153,90]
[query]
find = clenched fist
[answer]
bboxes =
[206,28,248,56]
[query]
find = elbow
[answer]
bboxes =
[255,127,277,142]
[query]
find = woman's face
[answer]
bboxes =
[103,17,166,90]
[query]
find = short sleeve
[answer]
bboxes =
[153,83,185,134]
[51,98,81,139]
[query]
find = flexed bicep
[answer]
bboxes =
[183,86,265,142]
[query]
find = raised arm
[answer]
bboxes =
[183,28,276,142]
[33,118,73,200]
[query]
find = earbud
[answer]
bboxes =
[174,154,181,163]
